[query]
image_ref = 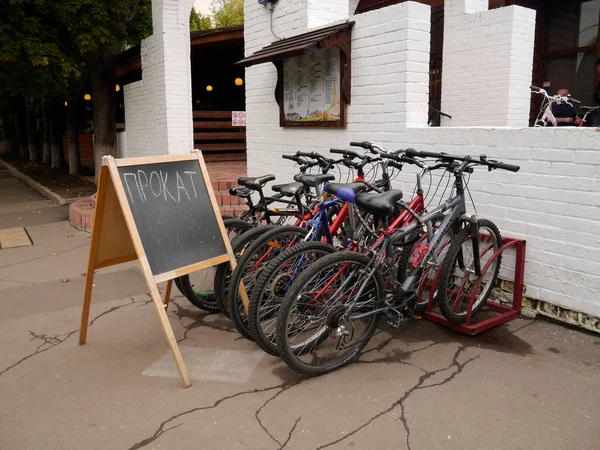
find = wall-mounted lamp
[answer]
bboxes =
[84,94,91,100]
[206,85,213,92]
[116,84,121,92]
[235,78,243,86]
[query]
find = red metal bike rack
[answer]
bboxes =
[422,237,526,335]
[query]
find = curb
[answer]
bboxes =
[0,158,74,206]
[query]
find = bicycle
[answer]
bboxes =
[578,106,599,127]
[212,152,355,321]
[531,85,580,127]
[225,148,401,340]
[275,149,519,375]
[428,106,452,127]
[246,142,428,355]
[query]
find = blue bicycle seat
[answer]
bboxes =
[324,182,368,204]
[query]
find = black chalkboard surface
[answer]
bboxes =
[117,160,227,276]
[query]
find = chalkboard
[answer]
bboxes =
[117,159,227,276]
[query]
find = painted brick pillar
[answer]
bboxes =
[441,0,536,127]
[124,0,195,157]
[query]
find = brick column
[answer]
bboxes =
[124,0,195,157]
[441,0,536,127]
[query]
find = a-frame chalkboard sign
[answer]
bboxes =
[79,151,249,387]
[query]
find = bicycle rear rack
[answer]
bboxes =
[422,237,526,335]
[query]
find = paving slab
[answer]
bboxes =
[0,227,32,249]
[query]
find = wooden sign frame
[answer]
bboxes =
[79,150,249,387]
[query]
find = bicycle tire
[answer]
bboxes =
[213,225,276,318]
[227,226,309,340]
[178,219,253,311]
[436,219,502,324]
[249,241,336,356]
[276,251,385,376]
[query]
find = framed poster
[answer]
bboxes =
[282,47,343,125]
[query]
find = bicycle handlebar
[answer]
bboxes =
[330,148,361,159]
[349,141,371,150]
[404,149,520,173]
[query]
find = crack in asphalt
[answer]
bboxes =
[0,297,149,377]
[0,277,30,284]
[316,345,478,450]
[315,321,535,449]
[280,415,301,449]
[126,384,287,450]
[254,377,307,447]
[169,300,239,342]
[0,243,88,269]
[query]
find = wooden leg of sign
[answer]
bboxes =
[163,279,173,312]
[79,166,109,345]
[228,260,250,313]
[149,284,191,387]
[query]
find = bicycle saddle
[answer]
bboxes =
[354,189,403,216]
[293,173,335,187]
[237,174,276,190]
[229,186,252,198]
[324,182,367,204]
[271,182,304,197]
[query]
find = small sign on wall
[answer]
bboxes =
[232,111,246,127]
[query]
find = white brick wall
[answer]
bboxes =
[244,0,431,180]
[441,1,536,127]
[307,0,349,29]
[123,0,195,157]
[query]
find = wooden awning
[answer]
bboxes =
[237,21,354,67]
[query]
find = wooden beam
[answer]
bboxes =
[193,132,246,141]
[194,121,235,129]
[546,45,596,58]
[194,143,247,151]
[116,57,141,77]
[193,111,233,119]
[191,30,244,47]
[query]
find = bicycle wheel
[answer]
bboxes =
[249,241,336,356]
[228,226,309,340]
[178,219,253,311]
[396,217,453,313]
[213,225,276,318]
[276,251,384,376]
[436,219,502,323]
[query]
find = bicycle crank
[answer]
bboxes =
[385,291,417,328]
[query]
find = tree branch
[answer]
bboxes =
[124,0,142,25]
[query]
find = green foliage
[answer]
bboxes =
[211,0,244,28]
[190,7,212,32]
[59,0,152,55]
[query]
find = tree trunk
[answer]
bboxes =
[25,96,39,161]
[67,100,81,175]
[15,108,28,160]
[42,101,51,164]
[88,51,117,182]
[49,99,66,169]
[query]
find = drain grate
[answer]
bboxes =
[0,227,32,249]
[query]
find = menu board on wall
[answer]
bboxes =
[283,47,341,122]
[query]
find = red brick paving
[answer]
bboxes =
[205,161,247,181]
